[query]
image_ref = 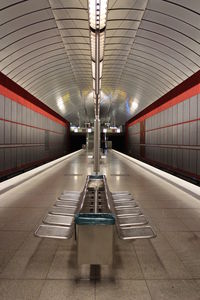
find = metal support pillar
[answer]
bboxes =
[93,29,100,174]
[93,115,100,174]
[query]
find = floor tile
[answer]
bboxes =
[152,218,190,232]
[147,279,200,300]
[47,249,78,280]
[181,217,200,231]
[0,279,44,300]
[0,250,15,273]
[0,231,28,251]
[111,248,144,280]
[0,151,200,300]
[163,232,200,278]
[134,239,169,279]
[96,280,151,300]
[150,233,191,279]
[39,279,95,300]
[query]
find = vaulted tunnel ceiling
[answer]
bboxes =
[0,0,200,126]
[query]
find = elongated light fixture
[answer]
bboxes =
[89,0,108,105]
[88,0,108,174]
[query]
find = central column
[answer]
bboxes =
[94,115,100,174]
[93,30,100,174]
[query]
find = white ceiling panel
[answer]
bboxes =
[0,0,200,126]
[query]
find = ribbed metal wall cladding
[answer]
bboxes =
[0,93,69,178]
[127,93,200,181]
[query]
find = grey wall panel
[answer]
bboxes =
[22,148,26,165]
[167,127,173,144]
[168,107,173,125]
[183,100,189,122]
[164,110,168,126]
[167,148,172,166]
[177,125,183,145]
[172,105,178,124]
[198,121,200,145]
[26,126,31,143]
[177,102,183,123]
[154,130,158,144]
[163,128,167,144]
[30,127,34,143]
[157,130,161,144]
[22,126,27,143]
[177,149,183,170]
[30,110,34,125]
[35,128,39,144]
[160,111,164,127]
[17,147,22,167]
[197,151,200,175]
[5,97,11,120]
[190,95,198,119]
[182,149,190,172]
[189,150,197,174]
[189,122,197,145]
[163,148,168,164]
[5,122,11,144]
[26,147,31,163]
[172,149,177,168]
[33,128,36,143]
[128,92,200,180]
[160,147,164,162]
[160,128,163,144]
[17,103,22,123]
[17,125,22,144]
[0,94,5,118]
[11,101,17,122]
[183,123,189,145]
[198,94,200,118]
[11,148,17,169]
[4,148,12,170]
[22,106,27,124]
[0,120,4,144]
[11,123,17,144]
[0,91,68,177]
[26,108,31,126]
[0,149,4,171]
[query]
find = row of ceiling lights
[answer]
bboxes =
[88,0,108,116]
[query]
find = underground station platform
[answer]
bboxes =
[0,151,200,299]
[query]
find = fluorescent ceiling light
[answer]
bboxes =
[57,97,66,112]
[92,61,95,78]
[99,32,105,60]
[131,101,138,110]
[100,61,103,78]
[90,31,95,60]
[89,0,108,30]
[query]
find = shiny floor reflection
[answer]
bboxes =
[0,150,200,300]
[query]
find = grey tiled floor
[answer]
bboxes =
[0,151,200,299]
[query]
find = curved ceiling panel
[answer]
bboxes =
[102,0,200,125]
[0,0,200,126]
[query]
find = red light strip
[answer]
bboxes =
[0,84,67,127]
[128,83,200,127]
